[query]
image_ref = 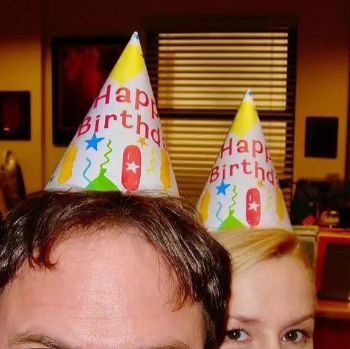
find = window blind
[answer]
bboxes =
[146,29,297,207]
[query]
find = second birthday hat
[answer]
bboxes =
[197,90,292,231]
[46,32,178,195]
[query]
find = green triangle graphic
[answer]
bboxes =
[86,168,120,191]
[219,209,245,230]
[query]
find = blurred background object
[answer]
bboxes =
[0,150,26,212]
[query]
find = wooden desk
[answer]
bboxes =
[315,299,350,349]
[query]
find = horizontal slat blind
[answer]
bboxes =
[147,29,297,207]
[161,118,293,207]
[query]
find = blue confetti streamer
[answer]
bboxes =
[83,158,92,184]
[216,202,224,223]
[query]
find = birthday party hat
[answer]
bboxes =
[197,90,292,231]
[46,32,178,195]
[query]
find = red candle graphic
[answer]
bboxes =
[246,188,261,226]
[122,145,141,192]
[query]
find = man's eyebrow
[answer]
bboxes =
[10,334,76,349]
[10,334,191,349]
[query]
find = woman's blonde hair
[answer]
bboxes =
[214,229,310,274]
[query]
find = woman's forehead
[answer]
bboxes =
[229,255,314,322]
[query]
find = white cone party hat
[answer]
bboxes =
[197,90,292,231]
[46,32,178,195]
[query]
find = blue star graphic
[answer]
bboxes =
[85,133,105,151]
[216,180,231,195]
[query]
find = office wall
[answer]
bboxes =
[0,0,349,193]
[294,2,349,181]
[0,0,43,193]
[42,0,350,186]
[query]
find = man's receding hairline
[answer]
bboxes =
[2,222,197,311]
[0,191,231,349]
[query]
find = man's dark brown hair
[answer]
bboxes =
[0,190,231,349]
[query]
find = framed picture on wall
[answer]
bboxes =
[0,91,31,140]
[52,36,129,146]
[305,116,338,159]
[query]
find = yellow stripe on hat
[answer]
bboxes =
[109,42,146,86]
[57,145,78,184]
[160,149,172,192]
[230,90,259,138]
[198,190,211,223]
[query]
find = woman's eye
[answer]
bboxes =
[226,328,250,342]
[282,330,307,343]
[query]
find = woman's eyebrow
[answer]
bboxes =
[228,313,314,328]
[10,333,75,349]
[283,313,315,328]
[228,315,260,325]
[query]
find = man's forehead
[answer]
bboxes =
[6,227,172,299]
[0,226,203,349]
[0,228,204,349]
[2,229,173,320]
